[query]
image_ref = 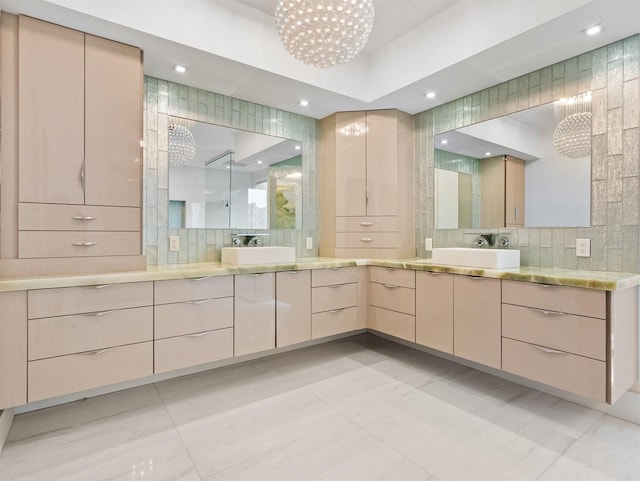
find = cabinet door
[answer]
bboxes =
[18,16,85,205]
[479,156,506,228]
[416,271,453,354]
[454,275,501,369]
[335,111,367,216]
[505,156,525,226]
[234,273,275,356]
[366,110,398,216]
[0,291,27,409]
[276,270,311,348]
[85,34,142,207]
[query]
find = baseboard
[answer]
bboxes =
[0,408,15,454]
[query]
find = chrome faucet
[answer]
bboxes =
[473,234,496,247]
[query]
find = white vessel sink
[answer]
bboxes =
[221,246,296,266]
[431,247,520,269]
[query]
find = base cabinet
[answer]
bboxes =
[416,271,453,353]
[0,291,27,409]
[234,273,276,356]
[367,267,416,342]
[311,267,359,339]
[276,270,311,348]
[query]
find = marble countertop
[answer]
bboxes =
[0,257,638,292]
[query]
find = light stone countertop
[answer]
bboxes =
[0,257,638,292]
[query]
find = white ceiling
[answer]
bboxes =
[1,0,638,119]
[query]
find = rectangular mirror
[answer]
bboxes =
[168,117,303,230]
[434,93,592,229]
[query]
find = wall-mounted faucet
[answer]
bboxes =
[472,233,510,248]
[231,233,269,247]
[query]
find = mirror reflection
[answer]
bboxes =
[435,93,592,229]
[168,118,303,230]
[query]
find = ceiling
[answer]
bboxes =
[0,0,638,119]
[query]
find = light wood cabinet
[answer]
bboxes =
[0,291,27,409]
[311,268,359,339]
[234,273,276,356]
[276,270,312,348]
[416,271,454,354]
[480,155,525,228]
[319,109,414,258]
[368,267,416,342]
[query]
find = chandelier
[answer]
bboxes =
[275,0,375,69]
[552,92,592,159]
[168,123,196,167]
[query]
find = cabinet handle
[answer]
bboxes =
[360,222,373,227]
[183,299,212,305]
[531,307,565,316]
[72,242,97,247]
[532,345,566,355]
[80,157,86,191]
[360,237,373,243]
[85,310,115,317]
[515,206,519,220]
[285,271,298,274]
[383,284,399,289]
[186,331,213,338]
[92,284,111,289]
[327,284,345,288]
[70,216,97,221]
[191,276,211,281]
[82,348,113,355]
[328,308,345,314]
[468,276,484,280]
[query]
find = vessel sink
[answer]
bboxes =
[431,247,520,269]
[221,246,296,266]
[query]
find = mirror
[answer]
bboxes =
[168,117,303,230]
[434,93,592,229]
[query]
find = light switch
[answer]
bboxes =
[425,238,433,251]
[306,237,313,250]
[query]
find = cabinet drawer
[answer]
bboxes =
[154,276,233,304]
[312,267,358,287]
[28,282,153,319]
[18,203,140,231]
[27,341,153,402]
[19,231,140,258]
[312,283,358,313]
[369,266,415,288]
[502,304,605,361]
[336,232,397,248]
[336,216,397,232]
[29,306,153,361]
[154,328,234,374]
[502,338,606,402]
[502,280,606,319]
[154,297,233,339]
[312,307,358,339]
[368,306,415,342]
[369,282,415,315]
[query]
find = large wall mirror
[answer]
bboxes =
[168,117,303,230]
[434,92,592,229]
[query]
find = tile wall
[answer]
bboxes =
[416,35,640,272]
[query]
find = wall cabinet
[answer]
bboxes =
[276,270,312,348]
[234,273,276,356]
[480,155,525,228]
[368,267,416,342]
[311,267,359,339]
[319,110,414,258]
[416,271,454,353]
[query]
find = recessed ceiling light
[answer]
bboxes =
[173,64,187,73]
[425,92,436,99]
[294,145,301,150]
[485,152,492,156]
[257,160,263,164]
[299,100,309,107]
[440,139,448,144]
[584,24,603,36]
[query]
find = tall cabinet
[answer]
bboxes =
[319,110,414,258]
[480,154,525,228]
[0,14,144,276]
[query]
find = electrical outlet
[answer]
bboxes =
[576,238,591,257]
[305,237,313,250]
[425,238,433,251]
[169,236,180,252]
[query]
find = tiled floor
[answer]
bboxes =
[1,334,639,481]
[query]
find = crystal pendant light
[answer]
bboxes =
[168,123,196,167]
[553,92,592,159]
[275,0,375,69]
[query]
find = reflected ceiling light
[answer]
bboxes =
[440,139,448,144]
[584,24,603,36]
[168,124,196,167]
[173,64,187,73]
[294,145,301,150]
[553,92,592,159]
[339,121,368,136]
[275,0,375,69]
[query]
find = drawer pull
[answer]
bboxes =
[70,216,97,221]
[328,308,345,314]
[327,284,345,288]
[186,331,213,338]
[92,284,111,289]
[191,276,211,281]
[383,284,399,289]
[86,310,115,317]
[72,242,97,247]
[360,222,373,227]
[532,345,566,355]
[183,299,213,305]
[532,307,565,316]
[83,348,113,355]
[468,276,484,280]
[360,237,373,243]
[285,271,299,274]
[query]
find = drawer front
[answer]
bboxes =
[336,216,397,232]
[312,266,358,287]
[19,203,140,231]
[336,232,397,248]
[369,282,415,315]
[312,283,358,313]
[369,266,415,288]
[29,306,153,361]
[27,341,153,402]
[368,306,415,342]
[154,276,234,304]
[312,306,358,339]
[502,304,605,361]
[28,282,153,319]
[502,338,606,402]
[19,231,141,258]
[154,297,233,339]
[502,280,606,319]
[154,328,234,374]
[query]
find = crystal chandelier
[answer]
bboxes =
[168,123,196,167]
[275,0,375,69]
[553,92,592,159]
